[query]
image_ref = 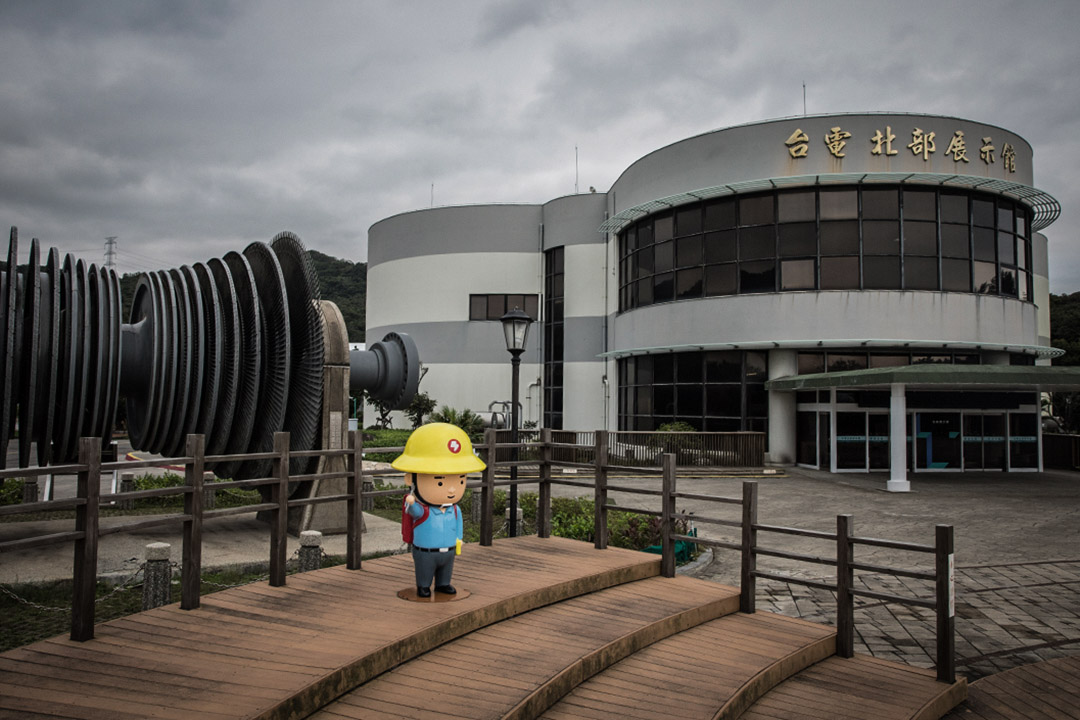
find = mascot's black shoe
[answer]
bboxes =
[435,584,457,595]
[417,586,432,598]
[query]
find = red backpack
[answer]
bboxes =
[401,499,459,544]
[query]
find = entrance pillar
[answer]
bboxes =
[767,350,798,464]
[888,383,910,492]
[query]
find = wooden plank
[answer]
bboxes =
[0,536,663,720]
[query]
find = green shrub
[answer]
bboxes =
[362,428,413,462]
[0,478,24,506]
[428,406,486,441]
[647,421,704,463]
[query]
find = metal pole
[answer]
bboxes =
[509,351,521,537]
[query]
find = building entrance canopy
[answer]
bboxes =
[767,364,1080,492]
[766,364,1080,393]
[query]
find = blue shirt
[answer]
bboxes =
[407,502,463,549]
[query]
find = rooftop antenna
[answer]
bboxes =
[430,183,434,207]
[575,146,579,194]
[803,82,807,116]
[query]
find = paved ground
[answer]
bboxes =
[653,467,1080,681]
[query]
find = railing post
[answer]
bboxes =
[660,453,676,578]
[740,480,758,614]
[269,432,290,587]
[347,430,364,570]
[181,434,205,610]
[836,513,854,658]
[71,436,101,642]
[593,430,609,550]
[936,524,956,683]
[538,428,553,538]
[480,428,496,546]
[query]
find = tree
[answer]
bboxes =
[405,391,437,429]
[429,406,486,439]
[362,391,395,429]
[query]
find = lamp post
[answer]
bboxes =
[500,307,532,537]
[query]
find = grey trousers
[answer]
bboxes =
[412,547,455,589]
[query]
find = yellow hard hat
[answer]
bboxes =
[391,423,487,475]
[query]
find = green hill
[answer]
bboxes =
[117,250,367,343]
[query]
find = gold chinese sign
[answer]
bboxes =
[784,124,1017,172]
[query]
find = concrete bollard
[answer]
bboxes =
[361,480,374,512]
[298,530,323,573]
[470,490,483,524]
[142,542,172,610]
[21,478,38,504]
[202,471,216,510]
[119,473,135,511]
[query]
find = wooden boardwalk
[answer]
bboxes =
[943,656,1080,719]
[0,536,970,719]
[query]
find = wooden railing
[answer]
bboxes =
[474,428,957,684]
[2,427,953,683]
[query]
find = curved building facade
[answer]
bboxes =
[367,113,1065,483]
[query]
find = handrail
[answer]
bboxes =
[1,426,955,682]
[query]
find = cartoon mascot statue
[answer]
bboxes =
[392,423,486,598]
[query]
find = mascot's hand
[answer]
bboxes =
[404,494,415,506]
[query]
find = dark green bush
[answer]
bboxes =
[361,428,413,462]
[0,478,23,506]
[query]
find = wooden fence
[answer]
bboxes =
[1,428,952,682]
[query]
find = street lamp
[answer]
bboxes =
[500,307,532,537]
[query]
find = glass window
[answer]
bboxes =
[469,295,487,320]
[676,207,702,237]
[654,240,674,273]
[781,259,816,290]
[637,222,654,247]
[863,188,899,219]
[941,194,968,224]
[746,384,768,416]
[972,198,994,227]
[1020,271,1031,301]
[998,204,1014,233]
[740,194,774,225]
[974,261,997,293]
[676,267,703,299]
[745,351,767,381]
[973,228,996,262]
[863,220,900,254]
[704,199,736,230]
[998,232,1016,265]
[820,189,858,220]
[778,191,815,222]
[525,294,540,320]
[941,224,970,258]
[654,386,674,414]
[863,256,901,289]
[677,353,703,384]
[653,272,674,302]
[676,234,703,267]
[779,222,817,256]
[942,258,971,292]
[704,230,737,263]
[870,354,909,368]
[653,354,674,384]
[740,260,776,293]
[904,257,938,290]
[904,190,936,221]
[487,294,505,319]
[798,352,825,374]
[739,225,775,260]
[706,351,742,382]
[999,267,1018,296]
[677,385,703,416]
[820,221,859,255]
[1017,238,1028,270]
[820,257,860,290]
[636,246,654,276]
[706,385,741,415]
[637,277,653,305]
[829,353,868,372]
[903,221,937,255]
[624,226,637,253]
[654,214,674,242]
[1015,211,1027,237]
[704,264,737,296]
[636,355,653,384]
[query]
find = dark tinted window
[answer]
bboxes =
[705,264,737,296]
[904,257,938,290]
[864,256,901,289]
[740,195,774,225]
[781,259,815,290]
[820,257,860,289]
[740,260,776,293]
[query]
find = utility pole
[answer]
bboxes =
[104,237,117,270]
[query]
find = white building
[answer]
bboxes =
[367,113,1080,487]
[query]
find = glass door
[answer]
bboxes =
[915,412,962,470]
[868,414,890,470]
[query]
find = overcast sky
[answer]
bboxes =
[2,1,1079,290]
